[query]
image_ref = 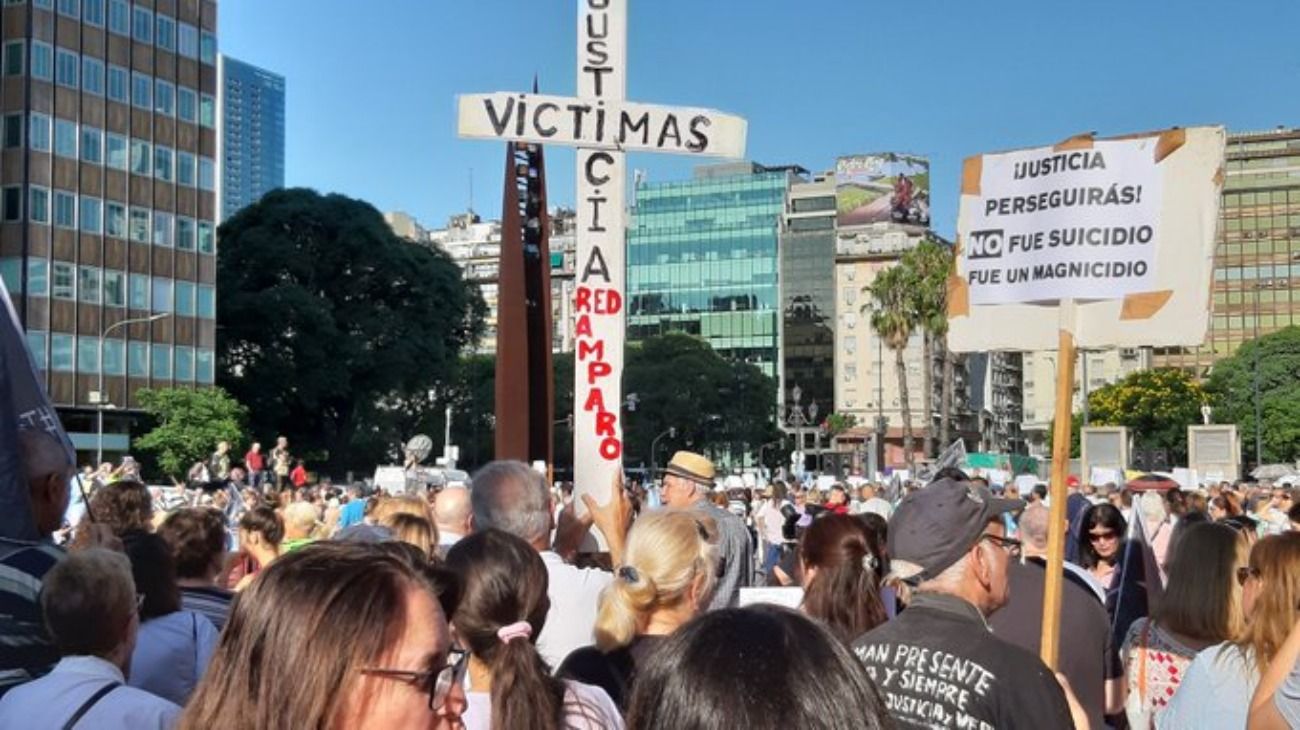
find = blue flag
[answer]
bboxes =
[0,279,77,540]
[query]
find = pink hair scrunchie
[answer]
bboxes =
[497,621,533,644]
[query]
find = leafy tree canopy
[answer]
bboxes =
[216,188,485,474]
[133,387,248,479]
[1064,367,1207,463]
[1206,326,1300,465]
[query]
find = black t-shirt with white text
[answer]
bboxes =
[852,592,1074,729]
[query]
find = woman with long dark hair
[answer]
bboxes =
[446,529,623,729]
[798,514,888,642]
[180,542,466,729]
[626,605,891,730]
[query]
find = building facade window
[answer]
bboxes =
[128,341,147,377]
[199,95,215,128]
[200,32,216,65]
[81,56,104,95]
[197,284,215,319]
[52,190,76,229]
[177,86,196,122]
[152,211,173,247]
[197,222,214,254]
[30,41,52,81]
[80,125,102,163]
[154,79,174,116]
[50,334,74,372]
[1,187,20,222]
[77,336,99,374]
[28,113,50,151]
[132,6,153,44]
[27,258,49,296]
[129,139,151,177]
[103,338,125,376]
[177,152,196,187]
[105,133,127,169]
[77,266,100,304]
[174,346,194,381]
[28,186,49,224]
[131,71,151,109]
[107,0,128,35]
[155,14,176,52]
[198,157,214,191]
[128,208,149,243]
[196,348,214,383]
[105,201,125,237]
[25,331,48,371]
[128,273,148,309]
[177,23,198,59]
[79,196,102,234]
[176,217,196,250]
[175,280,195,316]
[54,48,78,89]
[51,261,75,299]
[83,0,105,26]
[154,145,173,181]
[150,343,171,379]
[107,65,127,102]
[53,119,76,158]
[2,113,21,147]
[103,269,125,307]
[151,277,172,312]
[3,40,23,76]
[56,0,78,19]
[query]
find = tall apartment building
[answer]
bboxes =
[383,210,429,244]
[1,0,220,462]
[217,54,282,221]
[426,209,577,355]
[1153,127,1300,375]
[833,225,980,468]
[627,162,799,379]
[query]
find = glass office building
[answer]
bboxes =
[0,0,220,462]
[780,175,836,418]
[628,163,797,377]
[1153,127,1300,376]
[218,54,283,221]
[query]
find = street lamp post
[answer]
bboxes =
[649,426,676,486]
[96,312,169,465]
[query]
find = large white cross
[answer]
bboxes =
[458,0,747,506]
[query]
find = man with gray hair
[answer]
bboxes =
[433,487,471,557]
[0,429,76,697]
[0,548,181,727]
[853,478,1076,729]
[470,460,630,669]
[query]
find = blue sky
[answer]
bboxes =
[220,0,1300,237]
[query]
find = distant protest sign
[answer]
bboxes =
[963,140,1163,305]
[949,127,1226,352]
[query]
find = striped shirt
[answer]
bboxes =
[179,586,233,631]
[0,538,64,699]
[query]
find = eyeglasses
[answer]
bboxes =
[1088,530,1118,542]
[361,648,467,711]
[1236,566,1260,587]
[979,533,1022,559]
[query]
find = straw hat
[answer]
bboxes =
[662,451,715,486]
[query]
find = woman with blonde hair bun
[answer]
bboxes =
[558,509,719,710]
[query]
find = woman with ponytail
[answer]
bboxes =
[557,510,719,710]
[798,513,889,642]
[446,529,623,730]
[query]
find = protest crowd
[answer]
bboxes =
[5,429,1300,729]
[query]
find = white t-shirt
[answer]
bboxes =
[535,552,613,670]
[462,679,623,730]
[757,501,785,546]
[1157,642,1258,730]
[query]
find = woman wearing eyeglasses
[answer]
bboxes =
[178,542,467,729]
[1158,532,1300,729]
[1078,503,1128,597]
[1120,522,1248,729]
[557,510,718,711]
[446,529,624,730]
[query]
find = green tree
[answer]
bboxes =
[901,239,955,457]
[622,333,780,470]
[1206,326,1300,465]
[865,265,918,474]
[133,387,248,480]
[824,412,859,438]
[216,188,485,475]
[1078,368,1206,463]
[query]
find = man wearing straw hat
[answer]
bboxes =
[660,451,752,609]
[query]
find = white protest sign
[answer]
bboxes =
[738,587,804,610]
[949,127,1226,351]
[457,94,747,158]
[1089,466,1123,487]
[964,140,1164,304]
[455,1,747,518]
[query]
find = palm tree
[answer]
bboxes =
[904,240,956,458]
[866,264,918,475]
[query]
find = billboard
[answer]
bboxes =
[835,153,930,228]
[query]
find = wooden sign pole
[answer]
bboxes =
[1040,301,1077,670]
